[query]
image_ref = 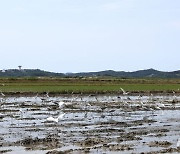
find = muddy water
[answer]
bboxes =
[0,94,180,154]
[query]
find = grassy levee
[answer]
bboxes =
[0,77,179,94]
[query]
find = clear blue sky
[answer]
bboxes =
[0,0,179,73]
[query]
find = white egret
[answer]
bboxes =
[54,101,65,108]
[120,88,129,95]
[156,102,165,108]
[19,108,24,119]
[47,113,65,123]
[155,106,161,110]
[46,92,49,98]
[40,97,46,102]
[123,100,128,106]
[177,138,180,147]
[1,92,5,97]
[39,92,49,102]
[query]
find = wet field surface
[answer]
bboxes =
[0,94,180,154]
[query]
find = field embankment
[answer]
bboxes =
[0,77,179,95]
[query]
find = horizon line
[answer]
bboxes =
[0,68,179,74]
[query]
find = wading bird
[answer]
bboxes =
[1,92,5,97]
[177,138,180,147]
[39,92,49,102]
[172,91,178,104]
[46,92,49,98]
[54,101,65,108]
[120,88,129,95]
[47,113,65,123]
[156,102,165,108]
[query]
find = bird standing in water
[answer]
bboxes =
[47,113,65,123]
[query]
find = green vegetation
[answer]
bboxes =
[0,77,179,94]
[0,68,180,78]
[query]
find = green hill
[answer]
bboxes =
[0,68,179,78]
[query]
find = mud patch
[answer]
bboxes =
[0,94,179,153]
[149,141,172,147]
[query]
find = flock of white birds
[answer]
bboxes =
[0,87,179,124]
[0,87,180,151]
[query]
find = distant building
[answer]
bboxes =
[18,66,22,70]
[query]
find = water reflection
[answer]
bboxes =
[0,94,180,153]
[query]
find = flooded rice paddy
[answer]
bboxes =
[0,93,180,154]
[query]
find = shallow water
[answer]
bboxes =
[0,94,180,153]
